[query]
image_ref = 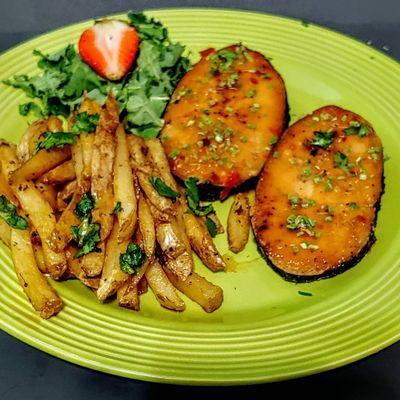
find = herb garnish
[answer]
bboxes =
[298,290,313,296]
[75,192,95,220]
[19,102,43,118]
[0,195,28,230]
[113,201,123,214]
[286,214,316,236]
[150,176,180,201]
[334,151,351,174]
[184,177,214,216]
[34,131,76,152]
[311,131,334,149]
[72,112,99,134]
[343,121,370,137]
[209,49,238,76]
[119,243,146,274]
[205,216,217,237]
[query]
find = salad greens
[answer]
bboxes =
[4,12,190,139]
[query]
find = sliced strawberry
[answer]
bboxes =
[79,19,139,81]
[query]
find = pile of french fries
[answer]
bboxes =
[0,95,252,319]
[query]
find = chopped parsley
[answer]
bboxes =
[205,216,217,238]
[19,102,43,118]
[71,112,99,134]
[269,136,278,145]
[245,89,257,98]
[288,194,300,209]
[343,121,370,137]
[34,131,76,152]
[300,242,319,251]
[184,177,214,217]
[209,49,238,75]
[150,176,180,201]
[75,192,95,220]
[311,131,334,149]
[119,243,146,274]
[113,201,123,214]
[169,149,180,159]
[286,214,316,236]
[349,202,359,210]
[334,151,351,174]
[298,291,313,296]
[0,195,28,230]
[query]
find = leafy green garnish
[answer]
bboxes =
[209,49,238,76]
[113,201,123,214]
[349,202,359,210]
[343,121,370,137]
[298,291,313,296]
[72,112,99,134]
[70,219,101,258]
[184,177,214,217]
[286,214,316,236]
[0,195,28,230]
[334,151,351,174]
[5,12,190,139]
[119,243,146,274]
[311,131,334,149]
[150,176,180,201]
[75,193,95,220]
[19,102,43,118]
[35,131,75,152]
[269,136,278,145]
[288,194,300,209]
[205,216,217,238]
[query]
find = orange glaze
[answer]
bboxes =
[161,44,287,188]
[252,106,383,277]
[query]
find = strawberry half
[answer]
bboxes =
[79,19,139,81]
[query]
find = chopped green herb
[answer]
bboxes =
[286,214,316,236]
[250,102,261,112]
[269,136,278,145]
[70,219,101,258]
[349,202,359,210]
[288,194,300,209]
[35,131,76,152]
[205,216,217,237]
[247,123,256,130]
[298,291,313,296]
[72,112,99,134]
[113,201,123,214]
[75,192,95,220]
[184,177,214,216]
[324,177,334,191]
[311,131,334,149]
[245,89,257,98]
[384,154,390,162]
[302,199,316,208]
[344,121,370,137]
[293,246,299,254]
[169,149,180,159]
[119,243,146,274]
[325,216,333,222]
[368,147,380,160]
[334,151,350,174]
[303,167,312,177]
[209,49,238,75]
[301,20,310,28]
[0,195,28,230]
[300,242,319,251]
[19,102,43,118]
[150,176,180,201]
[273,151,280,159]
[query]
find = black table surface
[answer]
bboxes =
[0,1,399,399]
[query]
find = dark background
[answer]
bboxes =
[0,1,399,399]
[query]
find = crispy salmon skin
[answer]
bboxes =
[161,44,287,193]
[252,105,384,279]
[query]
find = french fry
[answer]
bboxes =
[16,119,48,162]
[0,168,18,204]
[0,140,20,178]
[34,182,57,210]
[138,194,155,258]
[146,138,179,190]
[146,260,185,311]
[79,241,105,277]
[13,181,67,279]
[65,246,100,289]
[38,160,76,185]
[0,218,11,247]
[10,228,63,318]
[10,147,71,184]
[91,96,118,241]
[97,221,130,301]
[164,267,223,313]
[137,276,148,295]
[114,124,137,242]
[206,212,224,234]
[117,276,140,311]
[227,192,251,253]
[183,212,226,272]
[33,243,48,274]
[56,180,77,212]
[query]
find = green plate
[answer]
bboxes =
[0,8,399,385]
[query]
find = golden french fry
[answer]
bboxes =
[206,212,224,234]
[17,119,48,162]
[65,246,100,289]
[183,212,226,272]
[164,267,223,313]
[117,276,140,311]
[79,241,105,277]
[13,181,67,279]
[227,192,251,253]
[138,194,155,258]
[0,168,18,204]
[137,276,148,295]
[91,97,118,241]
[146,260,185,311]
[0,140,20,178]
[34,182,57,211]
[146,138,179,190]
[0,218,11,247]
[38,160,76,185]
[10,228,63,319]
[97,221,130,301]
[114,124,137,242]
[32,243,47,274]
[10,147,71,184]
[56,180,77,212]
